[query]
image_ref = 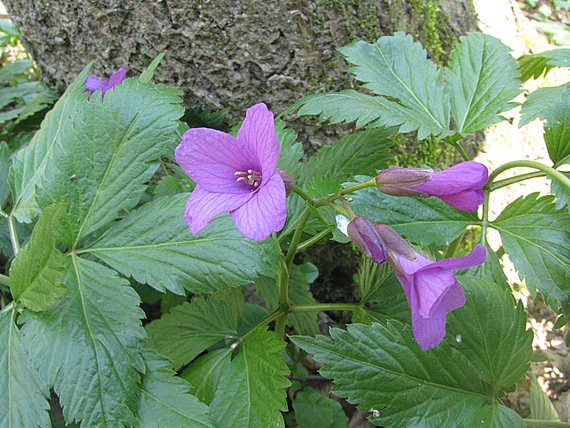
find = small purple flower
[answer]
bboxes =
[390,244,486,351]
[175,103,287,241]
[84,67,128,97]
[376,161,489,211]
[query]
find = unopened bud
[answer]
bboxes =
[374,224,416,260]
[375,168,432,197]
[278,169,295,197]
[347,217,387,264]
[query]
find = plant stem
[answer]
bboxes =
[488,160,570,192]
[240,308,286,342]
[339,177,377,196]
[8,214,20,256]
[0,273,10,288]
[292,185,316,206]
[444,230,467,258]
[297,225,336,252]
[289,303,362,313]
[491,171,546,190]
[284,208,311,270]
[451,140,471,161]
[481,189,491,248]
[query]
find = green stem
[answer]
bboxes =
[284,208,311,270]
[481,188,491,248]
[339,177,377,196]
[0,273,9,288]
[0,300,14,314]
[240,308,286,342]
[8,214,20,256]
[297,225,336,252]
[523,419,570,427]
[488,160,570,192]
[491,171,546,191]
[292,185,316,206]
[451,140,471,161]
[289,303,362,313]
[444,230,467,258]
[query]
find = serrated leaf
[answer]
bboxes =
[447,33,521,135]
[19,256,146,427]
[292,322,489,428]
[544,87,570,167]
[529,373,560,421]
[551,172,570,213]
[491,193,570,308]
[209,328,290,427]
[339,33,451,139]
[0,308,51,428]
[85,194,285,295]
[136,349,218,428]
[518,49,570,82]
[37,78,183,245]
[275,120,303,177]
[9,203,67,310]
[447,277,533,393]
[292,387,348,428]
[520,83,570,127]
[466,245,510,289]
[0,60,32,82]
[8,63,92,223]
[350,180,480,247]
[145,289,243,370]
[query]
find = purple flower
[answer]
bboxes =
[390,244,486,351]
[84,67,128,97]
[347,217,388,264]
[175,103,287,241]
[375,161,489,211]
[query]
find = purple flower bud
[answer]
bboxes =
[84,67,128,97]
[376,161,489,212]
[277,169,295,197]
[374,224,416,260]
[347,217,387,264]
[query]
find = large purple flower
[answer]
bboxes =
[84,67,127,97]
[175,103,287,241]
[375,161,488,211]
[391,244,486,351]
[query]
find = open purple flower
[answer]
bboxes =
[390,244,486,351]
[84,67,127,97]
[175,103,287,241]
[375,161,488,211]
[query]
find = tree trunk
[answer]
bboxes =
[4,0,478,122]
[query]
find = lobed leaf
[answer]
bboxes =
[19,256,146,427]
[520,83,570,127]
[529,373,560,422]
[0,308,51,428]
[518,48,570,82]
[551,172,570,213]
[446,33,521,135]
[544,87,570,167]
[85,193,285,295]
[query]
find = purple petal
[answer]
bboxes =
[347,217,387,264]
[184,186,253,234]
[237,103,280,174]
[84,76,109,93]
[412,267,457,317]
[108,67,128,87]
[414,161,488,196]
[436,189,485,212]
[176,128,260,194]
[426,244,487,272]
[230,172,286,240]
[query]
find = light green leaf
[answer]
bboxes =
[350,179,480,247]
[551,172,570,213]
[37,78,183,245]
[448,277,533,393]
[20,256,146,427]
[529,373,560,421]
[0,60,32,82]
[520,83,570,127]
[0,308,51,428]
[293,387,348,428]
[544,87,570,167]
[138,53,165,83]
[210,328,290,428]
[491,193,570,308]
[518,48,570,82]
[447,33,521,135]
[145,288,243,370]
[292,322,488,428]
[8,63,92,223]
[9,203,67,311]
[136,349,218,428]
[180,348,233,406]
[275,120,303,178]
[0,141,9,208]
[85,194,285,295]
[339,32,451,139]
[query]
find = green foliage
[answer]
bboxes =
[518,48,570,81]
[544,87,570,167]
[292,387,348,428]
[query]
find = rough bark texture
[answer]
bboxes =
[4,0,477,124]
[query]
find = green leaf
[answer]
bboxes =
[0,308,51,428]
[476,402,525,427]
[145,289,243,370]
[8,63,92,223]
[529,373,560,421]
[275,120,303,178]
[520,83,570,127]
[19,256,146,427]
[180,348,233,406]
[544,87,570,167]
[136,349,218,428]
[138,53,165,83]
[551,172,570,213]
[292,322,490,428]
[0,60,32,82]
[447,277,533,393]
[339,33,451,139]
[209,328,290,428]
[446,33,521,135]
[292,387,348,428]
[0,141,9,208]
[491,193,570,308]
[85,194,285,295]
[37,78,183,245]
[518,48,570,81]
[9,203,67,310]
[350,180,480,247]
[467,245,510,289]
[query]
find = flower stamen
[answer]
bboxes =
[235,169,262,189]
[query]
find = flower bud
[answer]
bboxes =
[347,217,387,264]
[374,224,416,260]
[375,168,432,197]
[277,169,295,197]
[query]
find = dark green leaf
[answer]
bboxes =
[544,88,570,167]
[466,244,510,289]
[446,33,521,135]
[9,203,67,310]
[0,142,9,208]
[293,387,348,428]
[0,308,51,428]
[20,257,146,427]
[275,120,303,178]
[520,83,570,127]
[476,402,525,427]
[518,49,570,82]
[85,194,285,295]
[551,172,570,213]
[145,289,243,370]
[136,349,218,428]
[292,322,488,428]
[491,193,570,308]
[37,78,183,245]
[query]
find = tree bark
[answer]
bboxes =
[4,0,478,121]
